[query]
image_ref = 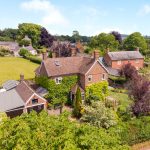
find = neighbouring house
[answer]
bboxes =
[35,50,108,101]
[50,40,84,57]
[0,75,47,118]
[102,48,144,76]
[22,45,37,55]
[21,35,37,55]
[0,41,20,56]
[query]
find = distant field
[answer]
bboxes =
[0,57,39,85]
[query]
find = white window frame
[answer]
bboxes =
[88,75,92,82]
[117,60,122,65]
[102,73,105,80]
[55,77,62,84]
[135,59,139,64]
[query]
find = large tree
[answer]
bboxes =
[39,27,54,48]
[123,32,147,54]
[89,33,119,54]
[18,23,41,48]
[110,31,122,44]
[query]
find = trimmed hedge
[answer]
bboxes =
[26,55,42,64]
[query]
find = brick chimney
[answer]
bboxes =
[52,52,56,58]
[42,52,47,60]
[20,74,24,82]
[93,50,100,60]
[135,47,139,51]
[71,47,77,56]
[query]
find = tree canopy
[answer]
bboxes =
[39,27,54,48]
[123,32,147,54]
[18,23,42,48]
[89,33,119,54]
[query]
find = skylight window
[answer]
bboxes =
[54,60,60,66]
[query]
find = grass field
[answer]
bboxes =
[0,57,39,86]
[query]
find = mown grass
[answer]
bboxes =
[0,57,39,85]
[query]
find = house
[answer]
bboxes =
[0,75,47,118]
[22,45,37,55]
[0,41,20,56]
[50,40,84,57]
[35,50,108,100]
[102,48,144,75]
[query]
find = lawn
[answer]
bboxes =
[109,89,132,108]
[0,57,39,85]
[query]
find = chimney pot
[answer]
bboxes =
[20,74,24,82]
[93,50,100,60]
[42,52,47,60]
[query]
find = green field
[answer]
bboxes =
[0,57,39,85]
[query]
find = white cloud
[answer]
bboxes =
[138,4,150,16]
[21,0,69,26]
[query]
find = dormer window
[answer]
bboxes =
[55,77,62,84]
[54,60,60,66]
[88,75,92,82]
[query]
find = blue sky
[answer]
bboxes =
[0,0,150,36]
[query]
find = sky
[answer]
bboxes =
[0,0,150,36]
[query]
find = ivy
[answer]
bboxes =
[35,76,77,106]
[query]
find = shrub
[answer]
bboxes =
[73,87,82,118]
[81,101,118,129]
[26,55,42,64]
[19,48,31,57]
[85,81,108,103]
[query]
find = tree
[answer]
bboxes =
[120,63,138,79]
[39,27,54,48]
[89,33,119,54]
[81,101,118,128]
[72,30,80,42]
[130,75,150,116]
[110,31,122,44]
[73,87,82,118]
[123,32,147,54]
[18,39,31,47]
[18,23,41,48]
[0,28,18,41]
[0,111,129,149]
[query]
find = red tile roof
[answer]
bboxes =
[15,81,34,103]
[107,51,144,60]
[37,56,98,77]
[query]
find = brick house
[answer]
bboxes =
[35,51,108,100]
[103,48,144,72]
[0,75,47,118]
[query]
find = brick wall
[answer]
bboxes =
[111,59,144,70]
[80,61,108,89]
[104,53,144,70]
[26,94,47,108]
